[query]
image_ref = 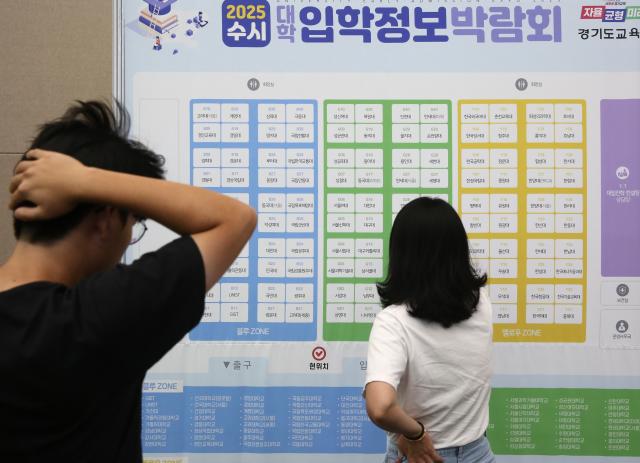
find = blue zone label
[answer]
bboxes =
[189,99,318,341]
[142,386,386,453]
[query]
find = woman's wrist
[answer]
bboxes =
[403,420,425,441]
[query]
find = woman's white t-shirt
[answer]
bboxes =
[365,288,492,449]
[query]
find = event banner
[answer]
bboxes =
[114,0,640,461]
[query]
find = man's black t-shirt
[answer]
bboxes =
[0,236,205,462]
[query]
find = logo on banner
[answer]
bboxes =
[580,3,640,22]
[612,319,632,341]
[247,78,260,90]
[578,2,639,40]
[616,320,629,333]
[221,2,564,46]
[312,346,327,361]
[616,166,630,180]
[515,78,529,91]
[310,346,329,371]
[616,284,630,297]
[222,0,271,47]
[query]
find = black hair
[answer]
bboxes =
[14,100,165,243]
[377,197,487,328]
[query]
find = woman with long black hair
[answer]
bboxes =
[364,197,495,463]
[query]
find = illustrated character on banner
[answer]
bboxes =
[194,11,208,28]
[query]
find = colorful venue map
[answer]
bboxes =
[116,1,640,461]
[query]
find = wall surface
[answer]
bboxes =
[0,0,112,262]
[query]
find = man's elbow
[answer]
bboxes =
[236,205,257,236]
[242,207,257,234]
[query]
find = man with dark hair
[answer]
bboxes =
[0,101,257,461]
[13,100,166,243]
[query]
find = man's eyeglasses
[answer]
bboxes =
[130,218,148,245]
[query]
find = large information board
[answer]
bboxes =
[116,1,640,461]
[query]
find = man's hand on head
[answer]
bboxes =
[9,149,87,221]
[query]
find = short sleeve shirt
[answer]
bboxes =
[365,288,493,448]
[0,236,205,462]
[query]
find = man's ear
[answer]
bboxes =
[90,206,121,243]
